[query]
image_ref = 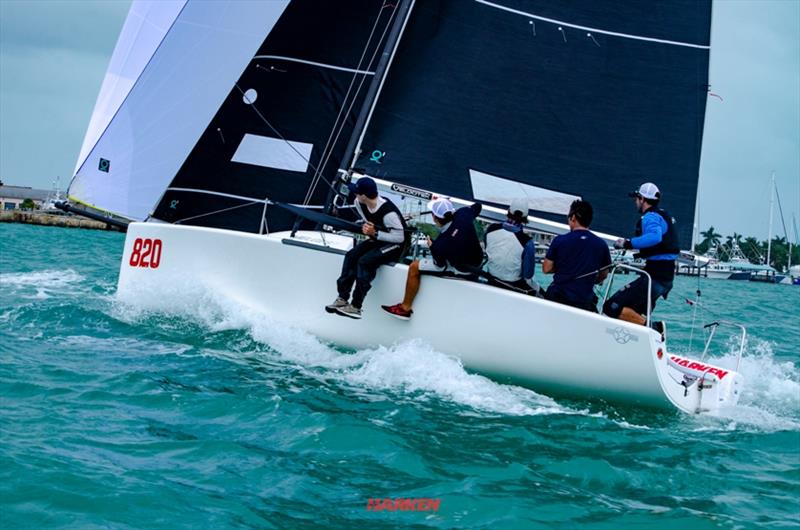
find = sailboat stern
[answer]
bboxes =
[654,352,743,415]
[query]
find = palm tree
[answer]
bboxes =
[699,226,722,252]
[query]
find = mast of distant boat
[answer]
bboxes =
[774,179,793,272]
[791,214,798,271]
[766,171,775,267]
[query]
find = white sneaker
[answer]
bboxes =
[325,297,348,314]
[335,303,362,319]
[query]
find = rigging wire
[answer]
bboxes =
[688,271,702,350]
[303,1,398,206]
[233,1,397,212]
[173,199,263,225]
[232,83,337,197]
[774,181,790,243]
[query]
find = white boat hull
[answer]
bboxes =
[703,269,733,280]
[117,223,742,414]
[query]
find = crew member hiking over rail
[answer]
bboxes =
[326,177,409,319]
[603,182,679,335]
[382,198,482,320]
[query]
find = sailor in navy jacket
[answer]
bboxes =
[381,198,482,320]
[429,202,483,272]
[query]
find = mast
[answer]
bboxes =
[318,0,414,222]
[342,0,415,172]
[766,171,775,267]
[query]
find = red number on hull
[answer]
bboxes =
[129,238,162,269]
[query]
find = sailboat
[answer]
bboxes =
[63,0,743,414]
[701,242,760,280]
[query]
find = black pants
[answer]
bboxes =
[488,277,536,296]
[545,286,598,312]
[602,274,673,318]
[337,240,403,308]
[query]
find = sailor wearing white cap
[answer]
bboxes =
[603,182,679,333]
[382,198,483,320]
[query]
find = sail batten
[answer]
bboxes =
[252,55,377,75]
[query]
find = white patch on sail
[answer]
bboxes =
[469,169,579,215]
[231,134,313,173]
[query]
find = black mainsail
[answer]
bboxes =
[353,0,711,243]
[72,0,712,245]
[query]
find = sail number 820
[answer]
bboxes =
[129,238,162,268]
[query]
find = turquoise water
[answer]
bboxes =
[1,222,798,529]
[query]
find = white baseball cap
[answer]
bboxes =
[508,198,529,220]
[629,182,661,200]
[428,198,455,219]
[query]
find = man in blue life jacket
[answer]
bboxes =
[484,197,540,295]
[326,177,409,319]
[602,182,679,333]
[381,198,482,320]
[542,200,611,311]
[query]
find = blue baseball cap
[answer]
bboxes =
[347,177,378,199]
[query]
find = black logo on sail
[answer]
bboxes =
[98,158,110,173]
[390,183,432,200]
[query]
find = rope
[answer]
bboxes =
[555,262,616,283]
[688,273,702,350]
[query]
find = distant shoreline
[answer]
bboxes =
[0,211,121,231]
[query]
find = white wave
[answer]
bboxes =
[114,283,576,417]
[0,269,85,298]
[225,302,573,417]
[683,338,800,432]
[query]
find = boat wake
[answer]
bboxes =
[112,281,579,418]
[707,341,800,431]
[111,279,800,430]
[0,269,86,299]
[673,338,800,432]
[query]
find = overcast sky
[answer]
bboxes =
[0,0,798,241]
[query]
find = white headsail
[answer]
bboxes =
[69,0,289,220]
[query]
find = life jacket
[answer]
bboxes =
[634,207,680,259]
[485,223,531,281]
[357,197,410,248]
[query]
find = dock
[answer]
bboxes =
[0,210,121,231]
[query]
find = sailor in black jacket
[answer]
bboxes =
[326,177,408,319]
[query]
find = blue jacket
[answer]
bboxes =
[631,210,678,261]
